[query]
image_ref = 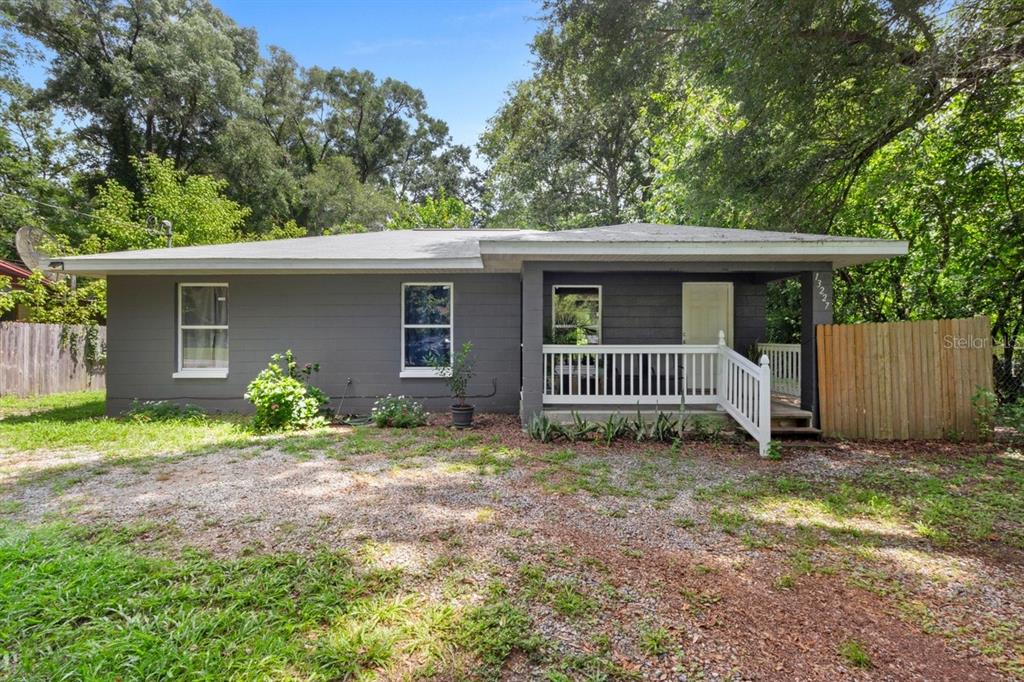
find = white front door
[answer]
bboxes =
[682,282,734,346]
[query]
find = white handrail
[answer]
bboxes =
[719,332,772,455]
[541,344,719,405]
[540,332,773,456]
[757,343,801,397]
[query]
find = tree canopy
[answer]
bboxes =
[481,0,1023,348]
[1,0,1022,349]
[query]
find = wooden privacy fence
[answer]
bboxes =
[0,322,106,397]
[817,316,993,440]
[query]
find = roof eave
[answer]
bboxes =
[479,240,909,267]
[53,256,486,277]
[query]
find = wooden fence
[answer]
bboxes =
[817,316,993,440]
[0,322,106,397]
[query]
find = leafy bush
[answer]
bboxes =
[244,350,327,431]
[125,399,206,423]
[371,395,426,428]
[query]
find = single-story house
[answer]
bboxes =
[1,258,35,321]
[53,224,907,453]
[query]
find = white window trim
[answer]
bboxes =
[400,282,453,378]
[175,282,229,379]
[551,284,603,343]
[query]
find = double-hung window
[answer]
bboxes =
[401,283,452,377]
[551,285,602,345]
[175,283,229,378]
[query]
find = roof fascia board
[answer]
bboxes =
[55,256,485,275]
[478,240,908,258]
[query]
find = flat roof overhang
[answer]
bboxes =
[51,238,908,277]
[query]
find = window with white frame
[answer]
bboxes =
[551,285,601,344]
[402,283,452,376]
[176,283,228,377]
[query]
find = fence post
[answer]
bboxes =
[717,330,727,402]
[759,353,772,456]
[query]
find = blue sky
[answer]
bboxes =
[215,0,540,154]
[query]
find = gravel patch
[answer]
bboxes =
[3,420,1021,680]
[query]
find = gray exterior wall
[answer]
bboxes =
[105,274,522,415]
[543,272,767,353]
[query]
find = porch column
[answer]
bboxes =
[800,270,833,422]
[520,262,544,424]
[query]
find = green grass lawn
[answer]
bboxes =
[0,522,536,681]
[0,391,253,457]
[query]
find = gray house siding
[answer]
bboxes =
[106,274,522,415]
[542,272,767,353]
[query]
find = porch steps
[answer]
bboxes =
[770,405,821,439]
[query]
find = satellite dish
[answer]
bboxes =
[15,226,62,280]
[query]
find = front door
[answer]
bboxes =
[682,282,734,346]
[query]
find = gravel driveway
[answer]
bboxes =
[3,415,1022,680]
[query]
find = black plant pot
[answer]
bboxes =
[451,404,475,428]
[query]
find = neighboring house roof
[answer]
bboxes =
[52,223,908,276]
[0,259,33,281]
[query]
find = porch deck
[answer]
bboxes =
[540,341,807,451]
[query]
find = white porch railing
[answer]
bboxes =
[756,343,801,397]
[542,331,773,455]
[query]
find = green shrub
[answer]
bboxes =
[431,341,476,406]
[597,414,628,445]
[651,412,679,443]
[371,395,426,428]
[527,414,558,442]
[972,387,998,441]
[124,399,205,423]
[244,350,327,431]
[556,411,597,443]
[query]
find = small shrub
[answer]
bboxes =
[629,410,654,442]
[125,399,205,423]
[972,387,998,442]
[245,350,327,432]
[838,639,872,668]
[528,414,558,442]
[431,341,476,406]
[597,414,628,445]
[652,412,678,443]
[764,440,783,460]
[371,395,426,428]
[557,411,597,443]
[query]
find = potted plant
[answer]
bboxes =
[432,341,476,427]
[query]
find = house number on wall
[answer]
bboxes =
[814,272,832,310]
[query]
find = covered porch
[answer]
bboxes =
[520,262,833,455]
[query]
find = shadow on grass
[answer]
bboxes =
[0,397,106,425]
